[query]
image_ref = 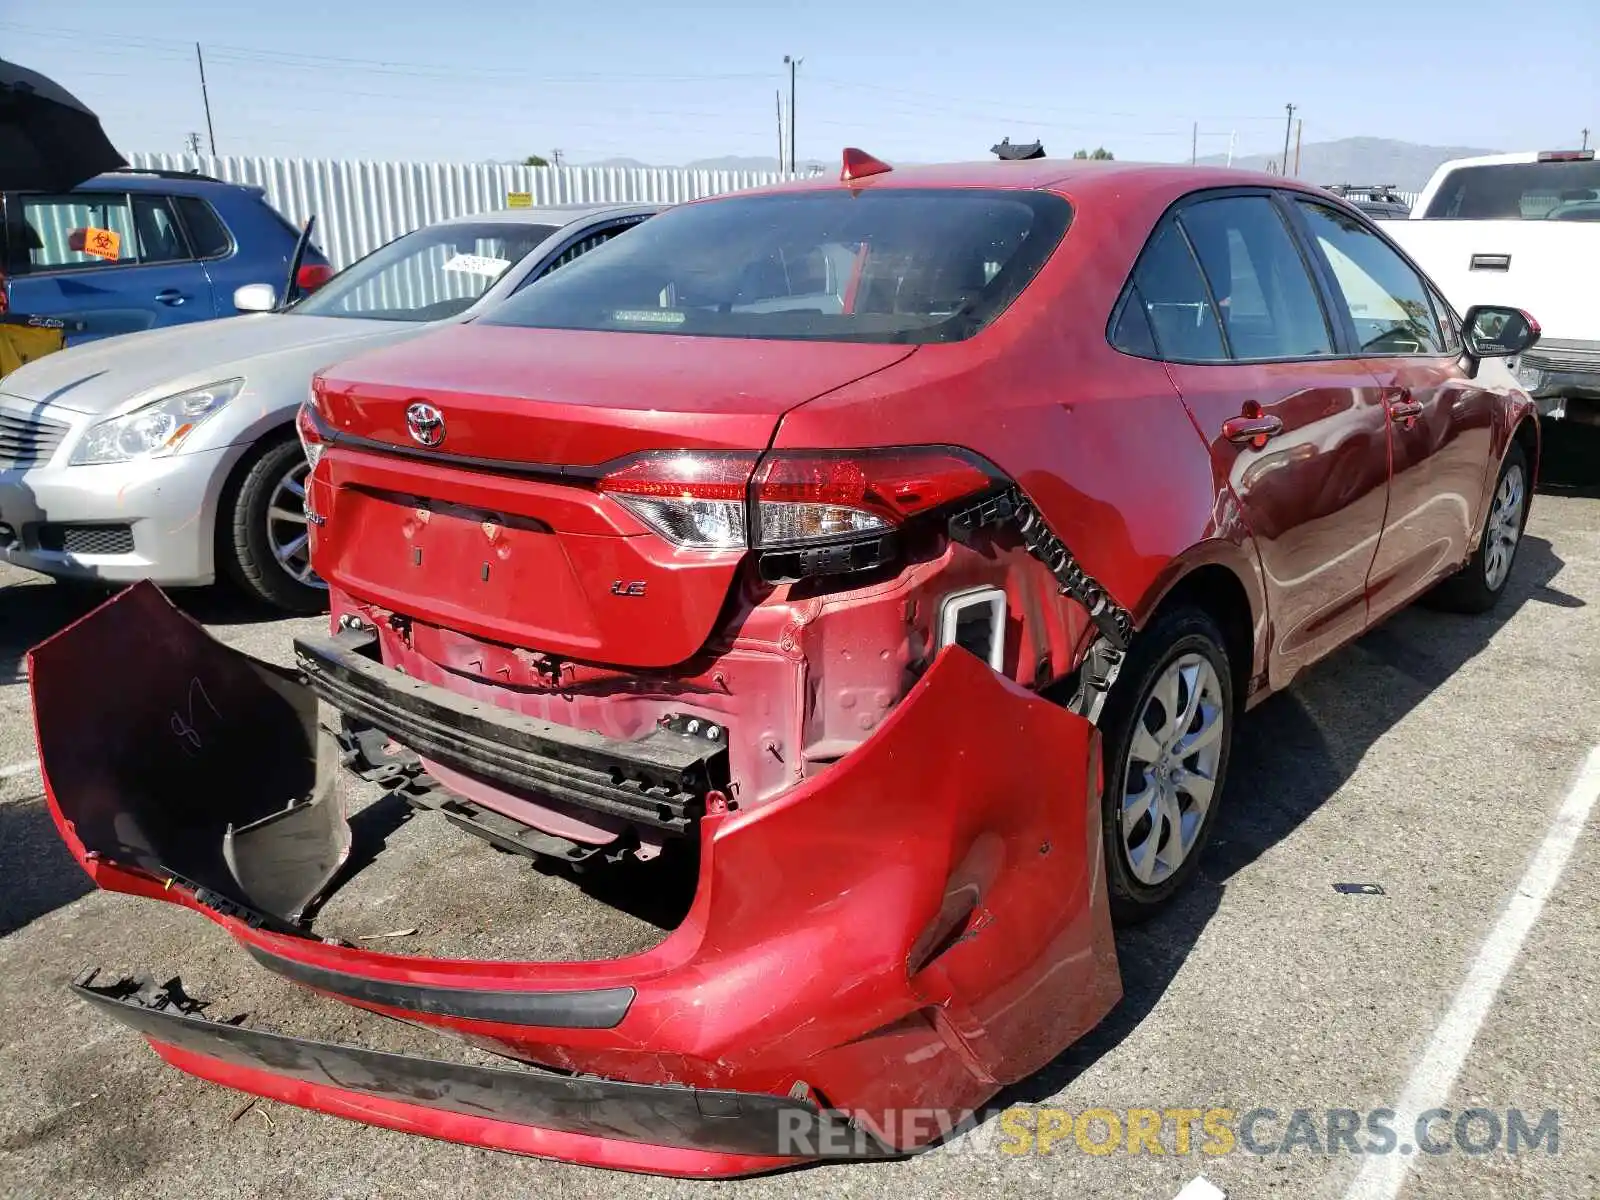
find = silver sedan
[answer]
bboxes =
[0,203,657,611]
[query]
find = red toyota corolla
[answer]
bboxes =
[32,152,1539,1176]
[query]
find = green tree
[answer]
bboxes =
[1073,147,1115,160]
[523,154,549,167]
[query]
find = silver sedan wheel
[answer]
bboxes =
[265,458,325,589]
[1483,463,1525,591]
[1120,652,1225,887]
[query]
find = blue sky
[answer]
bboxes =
[7,1,1596,165]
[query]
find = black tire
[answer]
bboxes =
[1098,607,1235,926]
[1426,441,1529,615]
[222,434,327,615]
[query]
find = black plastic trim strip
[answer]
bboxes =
[72,972,885,1159]
[242,944,634,1028]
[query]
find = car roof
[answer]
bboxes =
[434,203,661,228]
[74,170,258,195]
[727,158,1333,205]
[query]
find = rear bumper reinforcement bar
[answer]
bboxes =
[74,971,875,1174]
[294,631,729,834]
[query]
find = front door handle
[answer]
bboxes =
[1222,414,1284,446]
[1388,395,1424,425]
[154,289,187,306]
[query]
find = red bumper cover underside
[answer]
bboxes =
[31,582,1121,1176]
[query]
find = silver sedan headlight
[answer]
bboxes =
[70,379,244,466]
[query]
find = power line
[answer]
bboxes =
[0,21,773,84]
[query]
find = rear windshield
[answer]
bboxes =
[1422,160,1600,221]
[480,188,1073,343]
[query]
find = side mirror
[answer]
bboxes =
[1462,304,1540,358]
[233,283,279,313]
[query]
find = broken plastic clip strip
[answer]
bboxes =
[949,487,1134,724]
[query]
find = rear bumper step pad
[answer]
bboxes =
[74,970,880,1172]
[241,943,635,1028]
[294,631,729,834]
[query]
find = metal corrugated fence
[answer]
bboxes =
[128,154,802,269]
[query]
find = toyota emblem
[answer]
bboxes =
[405,402,446,447]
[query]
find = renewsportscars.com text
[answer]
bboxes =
[776,1106,1561,1159]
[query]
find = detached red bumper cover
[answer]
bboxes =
[31,583,1121,1177]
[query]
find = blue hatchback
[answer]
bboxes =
[1,169,330,344]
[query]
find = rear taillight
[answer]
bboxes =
[598,451,758,549]
[296,400,326,470]
[753,449,1000,546]
[297,263,334,292]
[596,446,1004,562]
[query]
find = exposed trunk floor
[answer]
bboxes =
[305,778,682,964]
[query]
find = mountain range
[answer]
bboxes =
[1195,137,1498,192]
[581,138,1501,192]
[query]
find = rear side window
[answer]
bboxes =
[1109,290,1159,358]
[131,196,189,264]
[1177,196,1333,359]
[175,196,233,258]
[483,189,1073,344]
[1423,159,1600,220]
[1122,220,1227,362]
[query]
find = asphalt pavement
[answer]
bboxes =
[1,456,1597,1200]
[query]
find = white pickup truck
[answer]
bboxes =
[1378,149,1600,421]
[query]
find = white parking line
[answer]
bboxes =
[1174,1177,1226,1200]
[1342,745,1600,1200]
[0,758,38,779]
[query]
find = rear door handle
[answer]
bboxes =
[1222,414,1284,445]
[154,289,187,306]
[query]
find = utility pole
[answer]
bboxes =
[185,131,202,156]
[551,149,564,168]
[775,90,785,170]
[195,43,216,155]
[1191,121,1198,166]
[1281,103,1296,175]
[783,55,800,173]
[1584,127,1591,151]
[1293,118,1303,176]
[1226,130,1236,168]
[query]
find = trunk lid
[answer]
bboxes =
[311,324,917,667]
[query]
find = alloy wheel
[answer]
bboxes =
[1120,652,1226,887]
[264,458,325,589]
[1483,463,1525,591]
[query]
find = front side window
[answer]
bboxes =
[482,189,1073,344]
[1177,195,1333,360]
[1295,201,1445,355]
[1423,159,1600,220]
[290,221,558,321]
[15,193,139,272]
